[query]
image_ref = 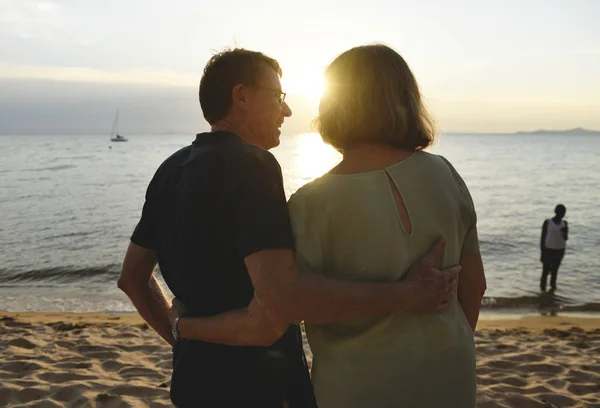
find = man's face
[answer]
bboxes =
[244,65,292,150]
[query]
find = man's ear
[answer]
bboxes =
[232,84,248,110]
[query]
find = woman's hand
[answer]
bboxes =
[402,239,460,313]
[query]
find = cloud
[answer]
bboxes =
[0,63,198,87]
[0,0,63,40]
[0,78,317,135]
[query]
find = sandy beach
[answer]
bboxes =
[1,312,599,407]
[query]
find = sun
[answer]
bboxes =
[281,66,326,107]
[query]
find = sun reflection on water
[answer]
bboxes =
[272,132,341,197]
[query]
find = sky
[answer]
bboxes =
[1,0,599,135]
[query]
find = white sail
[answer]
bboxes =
[110,110,127,142]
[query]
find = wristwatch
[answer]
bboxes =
[172,316,181,341]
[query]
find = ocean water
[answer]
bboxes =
[0,133,599,314]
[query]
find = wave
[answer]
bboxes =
[1,266,599,313]
[0,265,121,285]
[482,295,600,313]
[25,164,77,172]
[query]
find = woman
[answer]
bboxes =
[287,44,486,408]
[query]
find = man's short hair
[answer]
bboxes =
[199,48,282,124]
[315,44,436,150]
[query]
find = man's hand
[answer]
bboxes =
[402,239,460,313]
[118,242,174,346]
[171,296,287,346]
[168,298,186,330]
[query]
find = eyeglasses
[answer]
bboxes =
[254,86,286,106]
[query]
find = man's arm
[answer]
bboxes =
[117,242,174,346]
[562,221,569,241]
[175,297,287,347]
[457,252,486,331]
[173,240,459,346]
[246,245,456,325]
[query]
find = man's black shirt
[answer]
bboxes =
[131,132,315,407]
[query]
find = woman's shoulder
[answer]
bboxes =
[289,174,334,208]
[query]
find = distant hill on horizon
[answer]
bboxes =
[514,127,600,135]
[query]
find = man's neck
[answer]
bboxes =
[211,119,254,145]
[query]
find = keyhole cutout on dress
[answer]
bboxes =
[386,172,412,234]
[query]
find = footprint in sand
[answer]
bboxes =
[37,371,99,383]
[494,344,520,352]
[0,360,43,374]
[567,383,600,396]
[566,368,599,383]
[17,387,50,404]
[539,393,576,407]
[0,385,19,406]
[476,366,497,376]
[48,322,89,332]
[519,385,551,395]
[117,332,139,339]
[489,385,525,395]
[2,320,32,328]
[95,392,125,407]
[54,361,93,370]
[54,340,76,349]
[7,338,40,350]
[503,393,548,408]
[101,359,128,371]
[118,365,164,380]
[580,364,600,374]
[518,363,565,375]
[108,384,169,398]
[504,353,546,363]
[51,386,83,402]
[117,344,164,353]
[500,376,528,387]
[477,376,501,386]
[85,350,121,360]
[7,354,53,364]
[546,378,567,390]
[486,360,517,370]
[74,344,115,354]
[155,360,172,370]
[13,379,44,389]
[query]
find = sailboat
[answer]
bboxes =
[110,110,128,142]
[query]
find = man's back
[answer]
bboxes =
[131,131,313,407]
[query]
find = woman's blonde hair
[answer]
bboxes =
[315,44,436,150]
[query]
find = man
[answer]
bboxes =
[540,204,568,292]
[118,48,459,407]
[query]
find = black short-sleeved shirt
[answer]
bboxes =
[131,132,316,408]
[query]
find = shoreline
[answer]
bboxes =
[3,308,600,322]
[2,311,600,407]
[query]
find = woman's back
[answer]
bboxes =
[289,150,478,408]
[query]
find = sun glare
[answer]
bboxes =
[295,133,341,181]
[281,67,326,107]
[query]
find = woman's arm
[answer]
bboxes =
[457,252,486,332]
